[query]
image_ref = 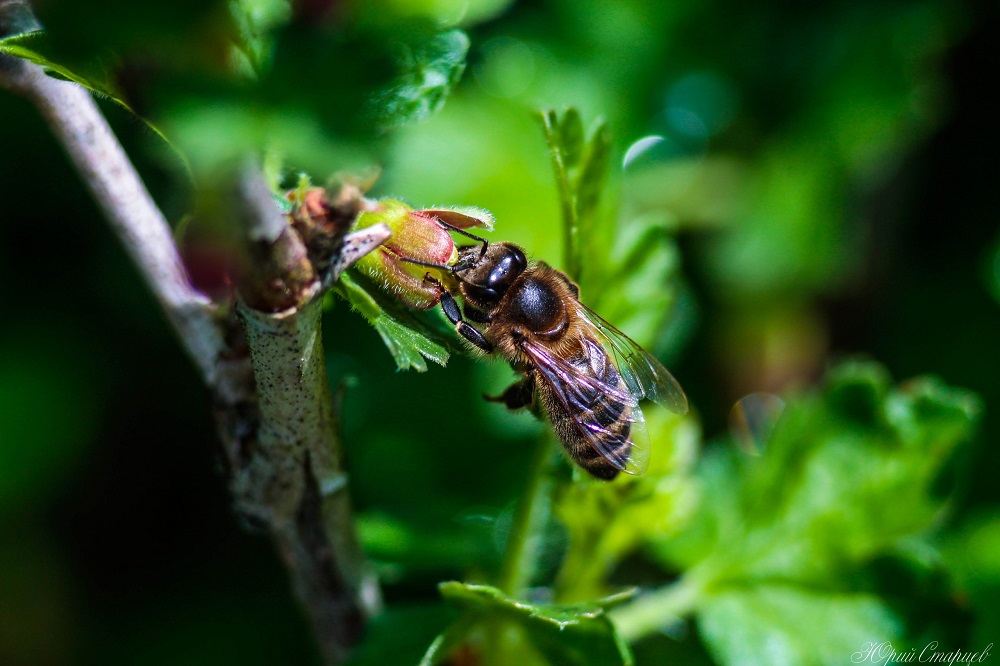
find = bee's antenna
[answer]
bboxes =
[399,256,477,279]
[435,219,489,259]
[400,217,491,278]
[436,219,488,244]
[399,257,455,271]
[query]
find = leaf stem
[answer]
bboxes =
[609,575,702,643]
[2,16,384,661]
[497,435,557,596]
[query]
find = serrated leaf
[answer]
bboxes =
[338,273,449,371]
[655,362,979,580]
[538,108,613,280]
[424,582,634,666]
[371,29,469,133]
[374,316,449,372]
[699,587,901,666]
[539,109,578,273]
[1,32,183,161]
[557,107,585,169]
[593,213,681,344]
[632,362,980,660]
[228,0,291,74]
[574,119,610,227]
[0,34,125,103]
[339,272,381,319]
[555,412,699,602]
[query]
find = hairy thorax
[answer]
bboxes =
[486,265,580,368]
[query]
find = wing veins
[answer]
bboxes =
[576,303,689,415]
[522,336,647,474]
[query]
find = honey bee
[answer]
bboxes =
[406,223,689,480]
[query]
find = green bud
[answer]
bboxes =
[354,199,493,309]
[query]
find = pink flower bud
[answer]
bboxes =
[353,199,493,309]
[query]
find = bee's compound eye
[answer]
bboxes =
[486,246,527,291]
[466,284,500,304]
[509,246,527,272]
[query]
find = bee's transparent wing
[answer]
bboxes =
[521,336,650,476]
[621,404,651,475]
[577,303,689,415]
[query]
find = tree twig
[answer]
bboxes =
[2,12,388,661]
[226,170,384,662]
[0,45,223,385]
[234,164,319,313]
[236,297,382,661]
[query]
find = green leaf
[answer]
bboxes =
[556,107,585,169]
[423,582,634,666]
[357,512,498,574]
[699,587,901,666]
[574,119,610,230]
[374,316,449,372]
[594,212,682,345]
[941,512,1000,647]
[228,0,291,74]
[348,0,514,29]
[989,235,1000,305]
[419,615,479,666]
[0,31,183,159]
[338,273,449,371]
[538,108,613,280]
[554,411,699,603]
[630,362,980,662]
[0,33,127,104]
[656,362,980,581]
[371,29,470,133]
[539,108,578,273]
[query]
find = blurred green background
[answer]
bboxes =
[2,0,999,663]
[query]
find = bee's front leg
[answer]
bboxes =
[423,274,493,354]
[484,376,535,411]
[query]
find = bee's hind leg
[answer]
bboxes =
[484,376,535,411]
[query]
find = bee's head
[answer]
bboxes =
[454,242,527,308]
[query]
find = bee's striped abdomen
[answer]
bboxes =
[541,339,636,480]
